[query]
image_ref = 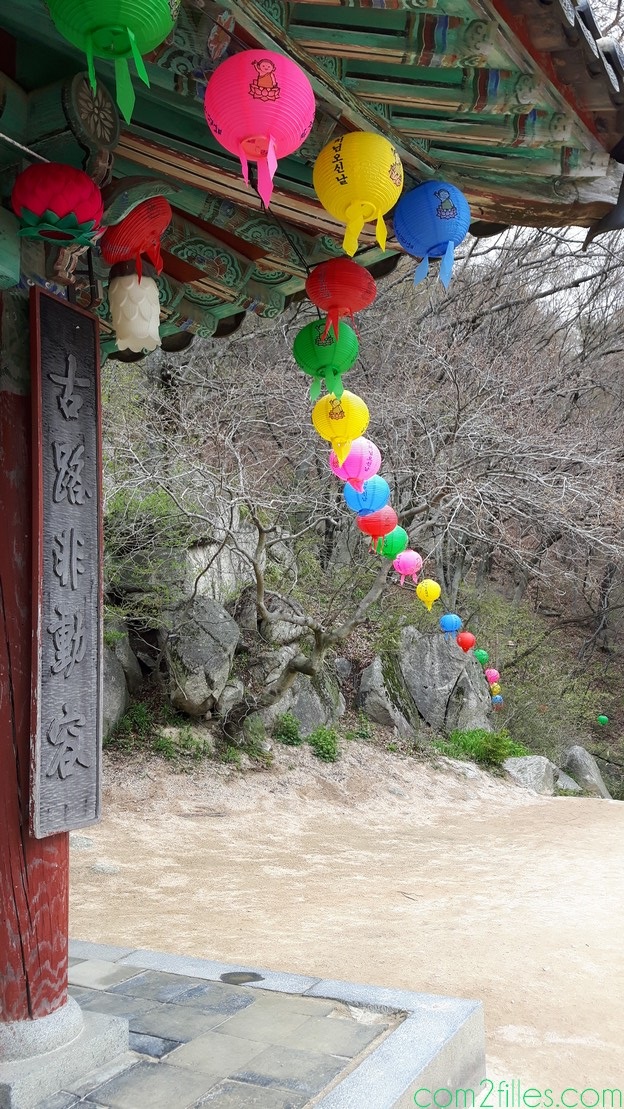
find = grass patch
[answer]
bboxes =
[433,728,528,767]
[104,692,211,766]
[273,712,302,746]
[307,726,340,762]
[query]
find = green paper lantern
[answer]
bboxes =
[597,714,609,726]
[292,319,359,401]
[377,525,409,560]
[474,648,489,666]
[46,0,180,123]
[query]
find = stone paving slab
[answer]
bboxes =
[63,941,485,1108]
[67,960,144,992]
[82,1061,219,1109]
[128,1001,237,1041]
[64,1053,142,1098]
[192,1080,308,1107]
[68,986,161,1022]
[229,1044,346,1096]
[127,1032,181,1058]
[208,1002,312,1044]
[115,949,322,996]
[165,1029,270,1076]
[279,1015,384,1057]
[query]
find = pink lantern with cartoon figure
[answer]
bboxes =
[329,436,381,493]
[485,668,500,685]
[204,50,315,208]
[393,550,423,585]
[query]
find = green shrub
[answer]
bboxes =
[433,728,528,767]
[220,745,242,767]
[274,712,302,746]
[308,726,340,762]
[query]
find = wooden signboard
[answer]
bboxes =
[30,288,102,838]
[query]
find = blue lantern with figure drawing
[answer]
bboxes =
[393,181,471,290]
[343,475,390,516]
[439,612,463,637]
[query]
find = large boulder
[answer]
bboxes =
[358,657,413,736]
[555,768,582,794]
[398,627,492,733]
[165,597,240,716]
[259,664,345,736]
[231,586,305,646]
[503,755,554,795]
[105,615,143,692]
[562,745,611,798]
[291,671,346,737]
[102,646,130,737]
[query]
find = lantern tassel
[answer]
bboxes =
[332,437,352,466]
[343,203,366,257]
[439,240,455,290]
[256,135,278,209]
[413,255,430,286]
[375,213,387,252]
[112,28,150,125]
[309,378,322,402]
[115,58,136,124]
[86,40,97,94]
[238,145,250,187]
[322,308,340,341]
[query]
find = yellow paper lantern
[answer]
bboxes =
[312,390,369,464]
[490,682,502,696]
[416,578,441,612]
[313,133,404,256]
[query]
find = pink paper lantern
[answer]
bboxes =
[485,668,500,685]
[329,436,381,493]
[204,50,315,208]
[393,550,423,585]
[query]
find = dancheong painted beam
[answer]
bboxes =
[0,0,623,341]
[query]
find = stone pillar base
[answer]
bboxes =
[0,1001,128,1109]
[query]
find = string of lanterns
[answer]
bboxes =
[8,45,503,716]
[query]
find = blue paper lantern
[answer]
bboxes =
[393,181,471,290]
[491,694,504,706]
[439,612,463,636]
[343,475,390,516]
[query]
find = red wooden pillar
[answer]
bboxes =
[0,290,68,1023]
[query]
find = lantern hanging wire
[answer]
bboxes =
[0,133,49,163]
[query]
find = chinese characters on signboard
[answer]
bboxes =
[30,289,102,838]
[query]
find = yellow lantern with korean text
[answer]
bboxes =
[313,132,403,256]
[312,390,369,464]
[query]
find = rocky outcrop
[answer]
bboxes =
[102,646,130,737]
[555,768,582,794]
[165,597,240,716]
[260,665,345,736]
[357,657,413,735]
[562,745,611,798]
[334,657,352,683]
[105,616,143,692]
[397,628,492,733]
[231,587,305,647]
[216,679,245,718]
[503,755,554,795]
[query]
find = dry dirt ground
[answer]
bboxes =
[70,744,624,1092]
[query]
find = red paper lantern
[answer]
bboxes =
[11,162,103,245]
[306,259,377,340]
[356,505,398,541]
[100,197,172,279]
[456,631,476,653]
